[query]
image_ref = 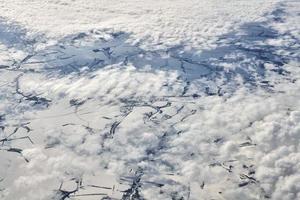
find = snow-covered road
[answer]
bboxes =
[0,0,299,200]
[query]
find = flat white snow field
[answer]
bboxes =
[0,0,299,200]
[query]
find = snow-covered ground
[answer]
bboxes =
[0,0,299,199]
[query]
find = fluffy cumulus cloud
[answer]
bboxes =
[0,0,299,200]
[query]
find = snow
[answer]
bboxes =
[0,0,299,200]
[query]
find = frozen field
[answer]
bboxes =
[0,0,299,199]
